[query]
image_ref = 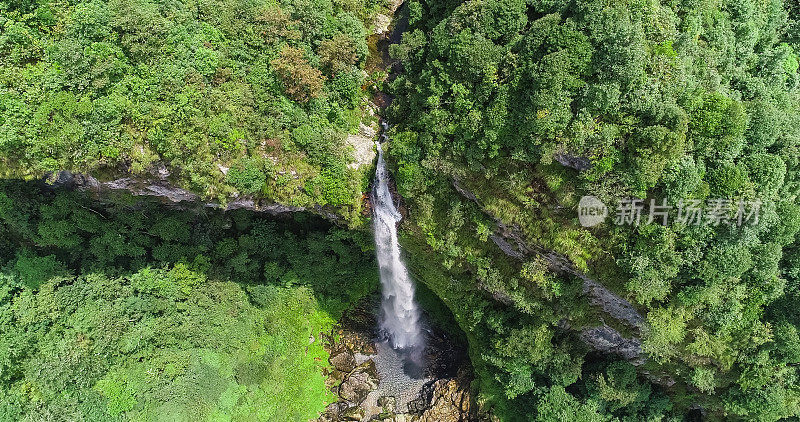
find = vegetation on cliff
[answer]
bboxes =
[1,0,384,218]
[3,0,800,419]
[389,0,800,419]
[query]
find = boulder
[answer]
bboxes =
[317,402,347,422]
[405,368,478,422]
[330,345,357,373]
[341,405,366,421]
[413,377,476,422]
[346,123,377,170]
[339,361,380,404]
[340,329,377,355]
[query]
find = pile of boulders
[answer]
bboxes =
[318,328,483,422]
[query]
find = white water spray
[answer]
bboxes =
[372,123,423,350]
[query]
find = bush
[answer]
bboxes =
[226,158,267,195]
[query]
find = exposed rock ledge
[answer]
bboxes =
[46,169,340,220]
[580,326,644,363]
[452,178,645,363]
[553,152,592,172]
[347,123,378,170]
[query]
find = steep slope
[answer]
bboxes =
[388,0,800,419]
[1,0,391,224]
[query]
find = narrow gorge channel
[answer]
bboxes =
[315,4,480,420]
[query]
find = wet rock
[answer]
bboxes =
[372,92,393,110]
[341,405,366,421]
[318,402,348,422]
[379,396,397,413]
[318,295,483,421]
[406,368,479,422]
[329,368,348,384]
[339,361,380,404]
[416,381,473,421]
[337,325,378,355]
[358,341,377,356]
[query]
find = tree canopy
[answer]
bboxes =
[0,181,378,420]
[389,0,800,419]
[1,0,383,218]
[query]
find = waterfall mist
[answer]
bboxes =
[371,125,424,351]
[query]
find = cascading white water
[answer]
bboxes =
[372,124,423,350]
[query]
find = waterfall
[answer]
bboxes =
[372,122,423,350]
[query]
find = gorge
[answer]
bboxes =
[2,0,800,420]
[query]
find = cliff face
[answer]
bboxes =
[452,178,646,363]
[47,169,328,217]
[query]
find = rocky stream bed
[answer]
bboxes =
[316,299,483,422]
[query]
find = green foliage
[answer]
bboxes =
[8,250,66,290]
[226,157,267,195]
[3,0,800,419]
[388,0,800,419]
[0,265,342,420]
[0,0,383,219]
[534,386,607,422]
[0,183,378,420]
[94,372,138,416]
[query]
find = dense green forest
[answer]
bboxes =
[1,0,384,216]
[388,0,800,419]
[3,0,800,420]
[0,182,377,419]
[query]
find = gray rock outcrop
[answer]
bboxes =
[339,361,380,405]
[580,326,643,363]
[553,152,592,171]
[451,177,645,363]
[45,169,328,218]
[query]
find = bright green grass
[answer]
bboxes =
[0,266,339,421]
